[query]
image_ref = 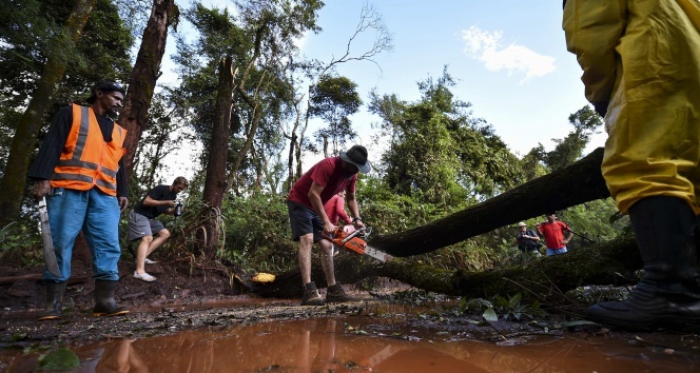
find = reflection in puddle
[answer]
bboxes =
[2,314,700,372]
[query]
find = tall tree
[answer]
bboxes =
[172,0,323,195]
[370,70,522,206]
[203,57,235,221]
[119,0,179,179]
[310,75,362,157]
[287,3,392,188]
[0,0,97,224]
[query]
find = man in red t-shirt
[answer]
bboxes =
[287,145,371,305]
[536,212,573,256]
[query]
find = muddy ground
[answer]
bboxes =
[0,255,697,355]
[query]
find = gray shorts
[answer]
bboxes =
[127,210,165,241]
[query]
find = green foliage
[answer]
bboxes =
[220,193,296,272]
[370,68,523,206]
[38,347,80,371]
[557,198,628,249]
[542,105,603,172]
[0,0,133,109]
[0,219,42,265]
[460,293,543,322]
[311,74,362,156]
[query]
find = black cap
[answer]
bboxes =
[86,80,126,104]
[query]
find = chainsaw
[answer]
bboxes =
[322,226,391,262]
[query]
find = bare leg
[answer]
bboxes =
[298,233,314,285]
[146,229,170,256]
[319,239,336,287]
[135,236,153,274]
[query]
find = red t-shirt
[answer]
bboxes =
[538,221,570,249]
[288,157,357,210]
[324,194,352,225]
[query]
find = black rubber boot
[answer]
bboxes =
[92,279,130,317]
[37,282,66,321]
[586,196,700,331]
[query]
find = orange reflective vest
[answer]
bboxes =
[51,104,127,196]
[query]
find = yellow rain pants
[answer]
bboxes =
[564,0,700,214]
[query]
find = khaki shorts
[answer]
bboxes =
[127,210,165,241]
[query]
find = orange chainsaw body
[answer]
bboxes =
[325,227,367,255]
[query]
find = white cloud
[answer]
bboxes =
[461,26,556,82]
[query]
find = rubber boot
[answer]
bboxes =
[37,281,66,321]
[92,279,130,317]
[586,196,700,331]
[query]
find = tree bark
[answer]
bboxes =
[246,235,641,300]
[369,148,609,257]
[119,0,179,180]
[201,57,235,253]
[0,0,96,225]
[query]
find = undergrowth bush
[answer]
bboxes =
[221,193,297,272]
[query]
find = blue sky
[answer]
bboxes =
[295,1,603,158]
[159,0,603,178]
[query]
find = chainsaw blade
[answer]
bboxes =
[364,245,391,263]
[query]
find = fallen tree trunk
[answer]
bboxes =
[369,147,609,257]
[246,235,640,300]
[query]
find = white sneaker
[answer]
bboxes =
[133,271,156,282]
[144,258,158,264]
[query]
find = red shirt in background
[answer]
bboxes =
[538,221,570,249]
[324,194,352,225]
[288,157,357,210]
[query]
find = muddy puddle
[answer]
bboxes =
[2,301,700,372]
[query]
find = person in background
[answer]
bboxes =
[515,221,542,264]
[324,191,353,227]
[287,145,371,305]
[536,213,573,257]
[563,0,700,331]
[324,191,354,256]
[29,80,130,320]
[127,177,188,282]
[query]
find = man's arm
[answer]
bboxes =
[563,0,627,115]
[527,230,540,242]
[143,195,175,213]
[308,182,333,233]
[29,107,72,199]
[345,189,365,229]
[563,224,574,244]
[335,197,352,224]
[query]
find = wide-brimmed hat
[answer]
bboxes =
[86,80,126,104]
[518,222,527,227]
[339,145,371,174]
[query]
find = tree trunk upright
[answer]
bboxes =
[201,57,236,252]
[0,0,96,225]
[119,0,179,180]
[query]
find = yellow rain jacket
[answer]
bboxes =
[564,0,700,214]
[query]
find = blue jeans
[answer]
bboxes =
[546,247,568,256]
[44,188,121,282]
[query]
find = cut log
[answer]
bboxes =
[369,147,609,257]
[244,236,641,300]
